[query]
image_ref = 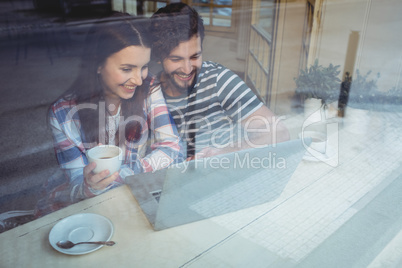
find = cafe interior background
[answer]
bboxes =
[0,0,401,259]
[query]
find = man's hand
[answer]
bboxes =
[83,162,119,191]
[187,147,232,161]
[240,105,290,147]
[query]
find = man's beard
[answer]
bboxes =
[167,70,198,94]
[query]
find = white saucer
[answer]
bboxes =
[49,213,114,255]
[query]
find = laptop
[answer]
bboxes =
[125,138,310,230]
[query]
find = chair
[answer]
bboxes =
[0,210,35,233]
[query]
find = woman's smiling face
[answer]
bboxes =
[98,45,151,104]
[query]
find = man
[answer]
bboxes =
[150,3,289,159]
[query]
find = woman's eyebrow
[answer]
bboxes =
[120,64,137,67]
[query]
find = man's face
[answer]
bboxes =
[161,35,203,96]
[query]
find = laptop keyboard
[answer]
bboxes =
[189,166,294,218]
[150,190,162,203]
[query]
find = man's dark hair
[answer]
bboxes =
[150,3,205,61]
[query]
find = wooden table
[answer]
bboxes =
[1,111,402,267]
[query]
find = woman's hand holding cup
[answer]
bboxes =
[83,162,120,191]
[85,145,123,191]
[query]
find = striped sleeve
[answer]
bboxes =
[214,64,263,122]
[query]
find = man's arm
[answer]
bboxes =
[191,62,290,159]
[240,105,290,148]
[192,105,290,159]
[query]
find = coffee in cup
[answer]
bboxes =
[87,145,123,174]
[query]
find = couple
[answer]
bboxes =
[37,3,289,215]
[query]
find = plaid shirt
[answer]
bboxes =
[36,85,182,216]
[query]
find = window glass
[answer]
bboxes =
[2,1,402,268]
[254,0,275,37]
[212,7,231,27]
[191,0,234,30]
[193,5,211,25]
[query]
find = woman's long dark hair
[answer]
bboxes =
[62,13,152,146]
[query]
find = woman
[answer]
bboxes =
[36,13,182,216]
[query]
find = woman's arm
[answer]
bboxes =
[47,102,122,204]
[136,86,183,173]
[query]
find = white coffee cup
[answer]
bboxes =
[299,131,327,154]
[87,145,123,174]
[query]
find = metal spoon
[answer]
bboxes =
[56,240,116,249]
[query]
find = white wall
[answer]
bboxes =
[271,0,402,115]
[317,0,402,92]
[270,0,306,115]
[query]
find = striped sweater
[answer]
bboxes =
[163,61,263,157]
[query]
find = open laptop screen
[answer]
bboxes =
[126,139,309,230]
